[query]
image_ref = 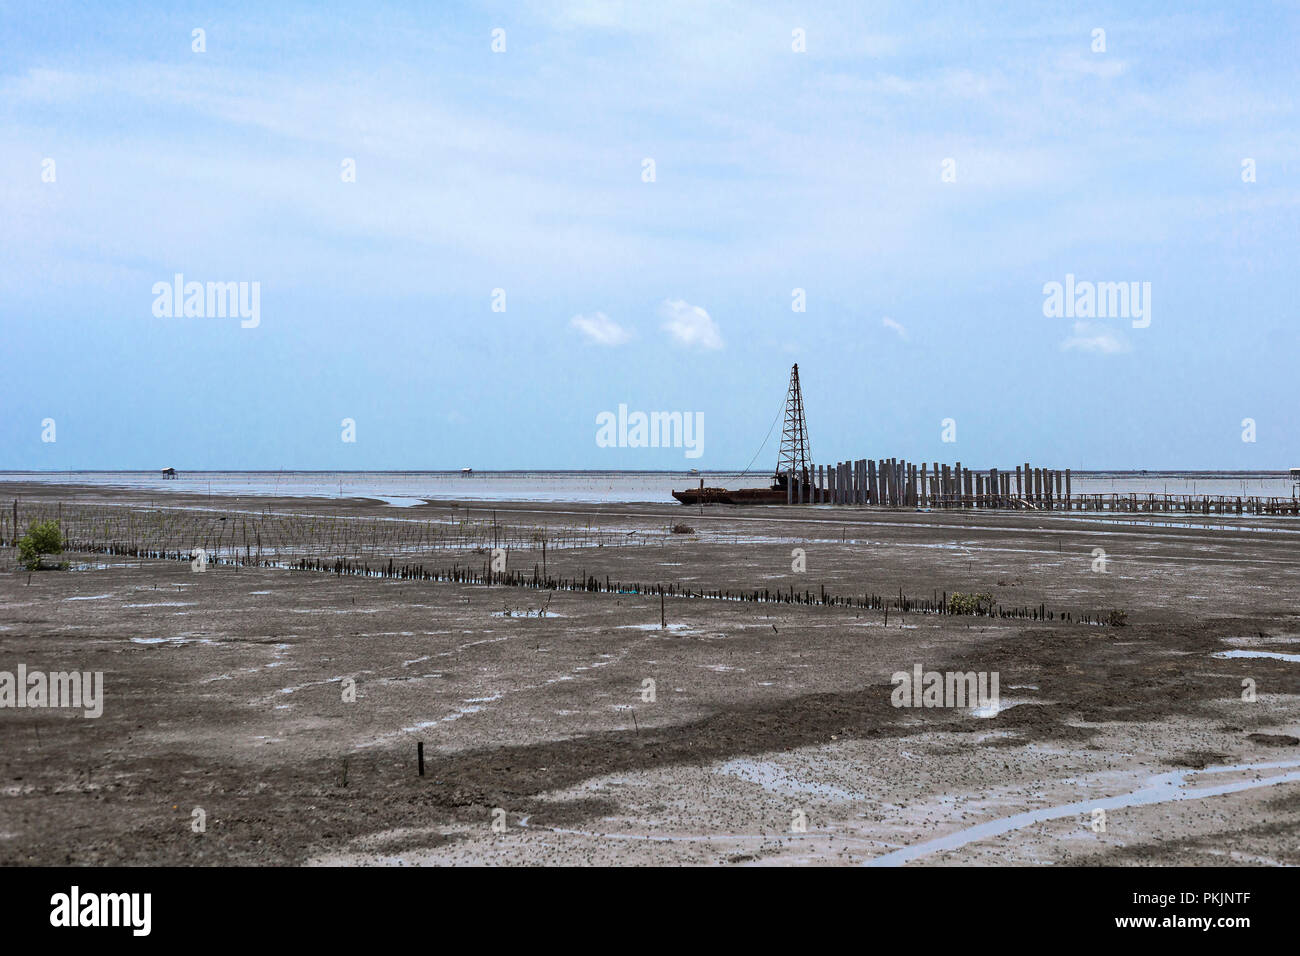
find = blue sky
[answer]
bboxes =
[2,1,1297,470]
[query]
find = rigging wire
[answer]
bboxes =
[737,395,786,479]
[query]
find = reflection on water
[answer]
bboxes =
[865,759,1300,866]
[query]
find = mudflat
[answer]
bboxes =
[1,481,1298,865]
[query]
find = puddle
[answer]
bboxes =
[974,730,1021,743]
[277,676,347,695]
[130,635,216,646]
[970,698,1036,719]
[866,759,1300,866]
[64,594,113,601]
[715,759,864,801]
[1213,650,1300,664]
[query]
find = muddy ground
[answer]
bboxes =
[1,481,1298,866]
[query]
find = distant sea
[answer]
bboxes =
[1,471,1296,506]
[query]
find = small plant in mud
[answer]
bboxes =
[670,523,695,535]
[1107,609,1128,627]
[947,591,993,615]
[501,591,554,618]
[17,519,65,571]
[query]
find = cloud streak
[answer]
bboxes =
[570,311,631,346]
[660,299,724,350]
[1060,321,1131,354]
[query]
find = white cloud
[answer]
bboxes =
[882,316,908,340]
[570,311,631,346]
[660,299,724,350]
[1060,321,1131,354]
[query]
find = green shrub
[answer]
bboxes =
[1107,609,1128,627]
[948,591,993,615]
[17,519,63,571]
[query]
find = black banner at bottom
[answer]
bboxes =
[0,865,1284,943]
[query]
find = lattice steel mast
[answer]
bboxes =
[774,364,812,484]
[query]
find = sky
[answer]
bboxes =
[2,0,1298,470]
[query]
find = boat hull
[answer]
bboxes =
[672,487,790,506]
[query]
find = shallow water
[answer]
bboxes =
[4,470,1295,506]
[1213,649,1300,663]
[865,759,1300,866]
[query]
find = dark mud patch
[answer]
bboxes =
[1163,750,1233,769]
[1247,733,1299,747]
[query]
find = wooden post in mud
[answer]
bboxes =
[417,742,425,777]
[1066,469,1072,509]
[661,590,666,629]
